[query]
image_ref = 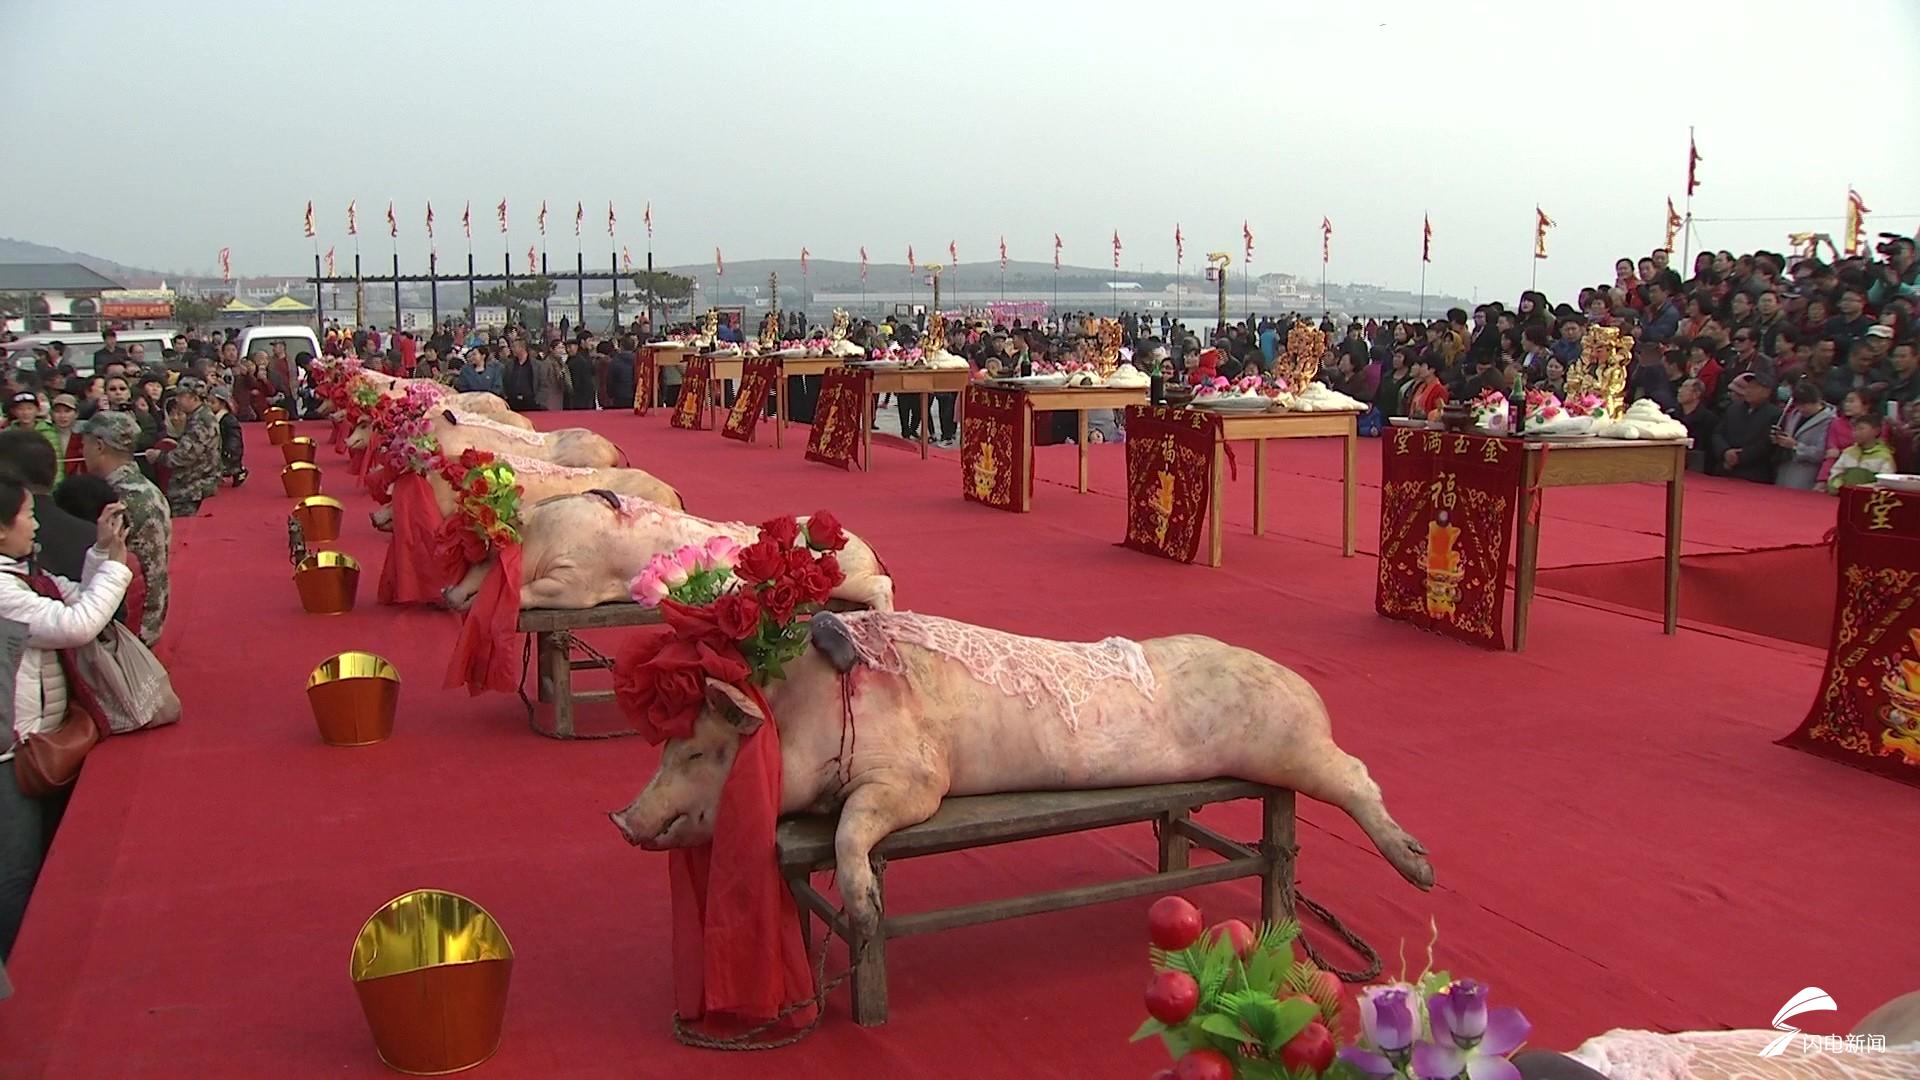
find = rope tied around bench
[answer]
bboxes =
[671,901,866,1051]
[519,633,638,740]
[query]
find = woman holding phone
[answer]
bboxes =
[0,486,132,959]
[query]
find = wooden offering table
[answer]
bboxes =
[777,779,1295,1026]
[774,355,843,437]
[857,365,973,468]
[1002,384,1151,493]
[638,343,694,410]
[1207,409,1361,566]
[1512,437,1687,649]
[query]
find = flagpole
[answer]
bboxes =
[1681,125,1697,267]
[1419,259,1428,322]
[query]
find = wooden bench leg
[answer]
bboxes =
[851,855,889,1026]
[540,632,574,738]
[1157,809,1191,872]
[1261,789,1297,922]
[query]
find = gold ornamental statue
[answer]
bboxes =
[922,312,948,357]
[700,308,719,340]
[829,308,850,342]
[1093,319,1124,379]
[1569,325,1631,419]
[1272,323,1327,390]
[759,311,780,349]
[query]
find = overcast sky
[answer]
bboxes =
[4,0,1916,302]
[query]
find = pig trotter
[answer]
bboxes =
[808,612,864,674]
[833,781,940,941]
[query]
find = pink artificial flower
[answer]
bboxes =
[1210,376,1230,390]
[653,551,690,589]
[630,567,670,606]
[702,535,741,570]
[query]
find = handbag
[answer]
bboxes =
[74,621,180,734]
[12,705,99,799]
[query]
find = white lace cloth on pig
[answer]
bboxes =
[500,453,599,479]
[605,495,761,544]
[452,412,545,444]
[837,612,1155,731]
[1568,1029,1920,1079]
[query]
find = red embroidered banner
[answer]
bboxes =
[805,368,867,470]
[672,357,712,430]
[1780,486,1920,787]
[1375,429,1525,650]
[633,348,657,415]
[722,358,780,443]
[960,387,1031,512]
[1121,405,1220,562]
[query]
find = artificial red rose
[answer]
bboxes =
[803,511,848,552]
[792,560,835,605]
[735,538,788,584]
[761,580,800,624]
[759,515,800,547]
[813,552,842,589]
[784,546,816,578]
[460,448,484,468]
[713,592,762,640]
[467,477,489,497]
[612,632,751,743]
[478,505,499,527]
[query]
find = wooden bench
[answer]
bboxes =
[516,599,869,738]
[516,604,662,738]
[775,778,1295,1026]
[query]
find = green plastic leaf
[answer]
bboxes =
[1267,997,1319,1049]
[1197,1013,1249,1043]
[1129,1017,1166,1043]
[1256,917,1302,955]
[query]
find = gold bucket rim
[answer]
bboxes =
[349,889,515,983]
[308,651,400,689]
[286,435,316,445]
[295,495,345,513]
[283,461,321,474]
[266,419,294,431]
[297,551,360,573]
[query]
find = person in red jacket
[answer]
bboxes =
[1186,347,1223,387]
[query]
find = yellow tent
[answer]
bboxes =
[220,297,260,312]
[263,295,313,312]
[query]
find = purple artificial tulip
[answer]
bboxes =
[1430,979,1490,1046]
[1412,1041,1467,1080]
[1360,984,1421,1053]
[1336,1047,1398,1079]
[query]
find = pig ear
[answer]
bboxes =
[703,679,765,734]
[808,611,862,674]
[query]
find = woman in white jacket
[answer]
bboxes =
[0,480,131,960]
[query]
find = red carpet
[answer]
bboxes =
[1,414,1912,1078]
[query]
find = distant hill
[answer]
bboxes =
[655,257,1163,293]
[0,237,169,287]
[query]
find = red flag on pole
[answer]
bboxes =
[346,201,358,236]
[462,202,471,239]
[303,201,315,239]
[1321,218,1332,264]
[607,201,616,237]
[1243,220,1254,264]
[537,201,548,237]
[622,246,632,272]
[1534,208,1555,260]
[1687,131,1702,196]
[800,247,810,275]
[1053,233,1062,270]
[573,201,583,237]
[859,245,868,281]
[999,236,1007,271]
[386,201,397,238]
[949,240,957,266]
[643,201,653,238]
[218,247,231,282]
[496,199,508,234]
[908,245,916,274]
[1175,223,1183,263]
[324,246,335,277]
[1845,188,1871,256]
[715,247,725,277]
[1422,214,1432,263]
[527,245,537,273]
[1112,230,1121,269]
[425,202,435,238]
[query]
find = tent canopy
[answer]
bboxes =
[220,298,260,312]
[262,295,312,312]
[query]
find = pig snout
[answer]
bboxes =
[608,788,706,850]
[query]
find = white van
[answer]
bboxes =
[4,329,183,372]
[234,325,323,363]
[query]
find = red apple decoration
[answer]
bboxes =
[1144,970,1200,1025]
[1206,918,1256,959]
[1173,1048,1234,1080]
[1147,896,1204,951]
[1279,1020,1337,1074]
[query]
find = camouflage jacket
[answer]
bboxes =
[104,461,172,644]
[165,404,221,501]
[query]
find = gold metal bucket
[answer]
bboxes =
[294,551,359,614]
[267,420,295,446]
[282,436,318,466]
[306,652,399,746]
[263,407,290,425]
[350,890,514,1075]
[282,461,323,498]
[292,495,345,543]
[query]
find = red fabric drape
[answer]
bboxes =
[443,543,522,695]
[330,418,349,452]
[377,473,449,606]
[669,696,816,1036]
[347,442,369,476]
